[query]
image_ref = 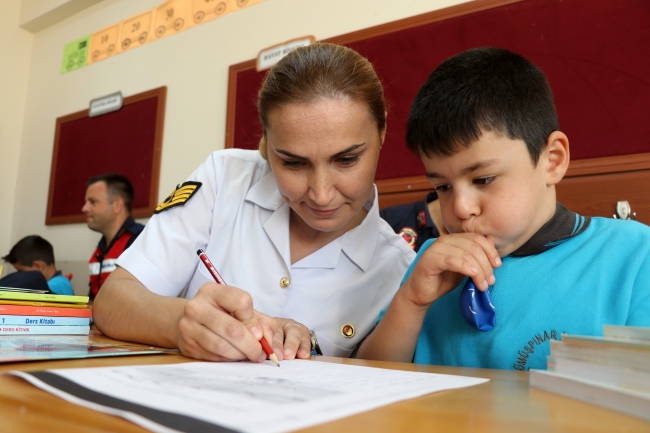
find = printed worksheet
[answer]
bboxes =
[12,360,488,433]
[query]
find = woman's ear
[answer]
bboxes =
[380,111,388,146]
[543,131,570,186]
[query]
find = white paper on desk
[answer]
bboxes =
[11,360,488,433]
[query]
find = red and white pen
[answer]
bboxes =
[196,249,279,367]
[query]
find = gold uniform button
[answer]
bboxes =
[280,277,290,288]
[341,324,355,338]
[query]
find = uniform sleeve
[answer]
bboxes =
[117,153,224,297]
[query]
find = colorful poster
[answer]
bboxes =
[60,0,267,70]
[119,11,154,52]
[231,0,266,10]
[88,24,121,64]
[190,0,231,25]
[154,0,192,40]
[61,35,91,74]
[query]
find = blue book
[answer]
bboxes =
[0,315,89,326]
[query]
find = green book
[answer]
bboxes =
[0,288,88,304]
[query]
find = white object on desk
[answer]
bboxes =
[11,360,488,433]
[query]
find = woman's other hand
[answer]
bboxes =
[272,318,312,360]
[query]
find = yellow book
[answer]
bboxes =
[0,289,88,304]
[0,300,89,309]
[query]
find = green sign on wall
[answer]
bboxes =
[61,35,91,74]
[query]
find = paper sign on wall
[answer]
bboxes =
[231,0,266,11]
[61,0,267,74]
[257,36,316,71]
[119,11,154,52]
[88,24,120,64]
[154,0,192,40]
[190,0,231,25]
[61,35,91,74]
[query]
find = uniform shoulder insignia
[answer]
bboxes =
[154,181,202,214]
[398,227,417,249]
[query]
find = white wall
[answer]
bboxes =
[19,0,105,32]
[0,2,32,260]
[6,0,470,291]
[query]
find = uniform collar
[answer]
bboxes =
[339,187,380,272]
[510,202,591,257]
[245,163,380,272]
[245,163,285,211]
[98,216,138,253]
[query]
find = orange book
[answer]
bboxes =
[0,304,91,318]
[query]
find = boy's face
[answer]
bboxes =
[422,131,557,257]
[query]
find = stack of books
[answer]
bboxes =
[0,287,90,335]
[530,325,650,420]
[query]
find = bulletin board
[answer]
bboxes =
[226,0,650,180]
[46,86,166,225]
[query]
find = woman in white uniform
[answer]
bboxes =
[94,43,415,362]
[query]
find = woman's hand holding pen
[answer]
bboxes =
[272,318,312,360]
[177,282,277,362]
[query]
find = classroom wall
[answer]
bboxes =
[6,0,470,293]
[0,2,33,265]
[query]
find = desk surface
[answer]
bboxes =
[0,332,648,433]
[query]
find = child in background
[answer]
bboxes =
[357,47,650,370]
[2,235,74,295]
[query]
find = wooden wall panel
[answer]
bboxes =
[378,152,650,225]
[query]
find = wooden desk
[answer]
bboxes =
[0,333,648,433]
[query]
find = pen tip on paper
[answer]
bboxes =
[269,353,280,367]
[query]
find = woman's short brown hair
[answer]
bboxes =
[257,43,385,160]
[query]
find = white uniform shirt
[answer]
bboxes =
[118,149,415,357]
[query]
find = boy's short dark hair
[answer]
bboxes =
[2,235,55,266]
[406,47,559,165]
[87,173,135,213]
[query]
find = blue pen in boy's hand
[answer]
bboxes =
[460,279,496,331]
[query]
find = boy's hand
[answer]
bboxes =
[401,233,501,309]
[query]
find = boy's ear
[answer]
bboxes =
[31,260,47,272]
[542,131,570,186]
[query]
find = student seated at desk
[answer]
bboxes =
[357,47,650,370]
[93,43,415,363]
[2,235,74,295]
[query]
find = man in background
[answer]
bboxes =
[82,173,144,299]
[380,192,448,252]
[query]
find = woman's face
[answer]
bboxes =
[266,98,385,234]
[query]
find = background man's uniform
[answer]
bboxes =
[380,192,441,252]
[88,216,144,298]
